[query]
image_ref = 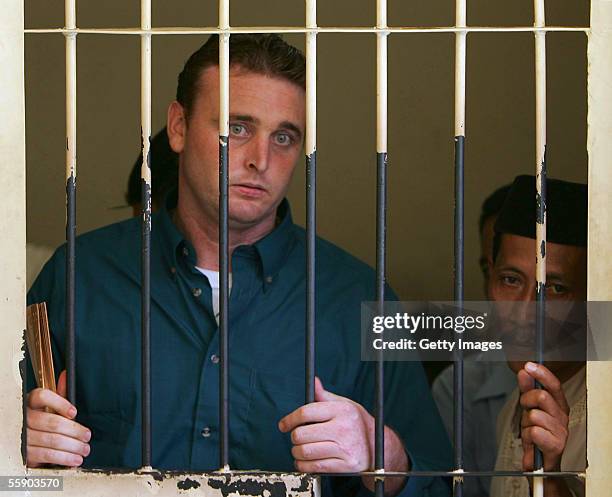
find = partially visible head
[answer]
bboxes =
[126,127,178,216]
[489,175,588,377]
[479,184,511,295]
[176,34,305,122]
[168,34,306,231]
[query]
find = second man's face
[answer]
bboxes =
[168,65,306,230]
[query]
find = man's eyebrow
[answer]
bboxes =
[497,264,526,277]
[546,272,567,282]
[229,114,259,124]
[279,121,303,139]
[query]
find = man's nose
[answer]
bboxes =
[243,136,270,172]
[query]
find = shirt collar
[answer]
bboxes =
[156,189,296,288]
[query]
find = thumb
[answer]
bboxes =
[314,376,340,402]
[57,370,67,399]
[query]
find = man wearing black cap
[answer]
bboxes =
[488,175,587,497]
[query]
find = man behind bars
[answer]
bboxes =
[432,183,516,497]
[488,175,587,497]
[24,34,452,497]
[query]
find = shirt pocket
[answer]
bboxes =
[77,410,135,469]
[236,369,305,471]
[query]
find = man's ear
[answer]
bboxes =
[167,101,186,154]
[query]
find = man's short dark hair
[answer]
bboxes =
[126,127,178,208]
[176,34,306,119]
[479,184,511,235]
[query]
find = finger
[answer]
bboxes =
[521,408,568,439]
[295,457,349,473]
[522,441,534,472]
[278,402,337,433]
[57,370,67,398]
[519,389,566,419]
[27,446,83,468]
[290,421,335,446]
[28,388,77,419]
[27,409,91,444]
[28,429,90,458]
[524,363,570,413]
[314,377,343,403]
[521,426,565,461]
[518,369,535,394]
[292,441,344,461]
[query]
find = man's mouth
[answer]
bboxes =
[231,183,267,198]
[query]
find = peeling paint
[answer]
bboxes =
[209,476,287,497]
[177,478,201,490]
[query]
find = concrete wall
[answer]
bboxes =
[24,1,589,300]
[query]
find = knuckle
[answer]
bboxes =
[291,428,302,445]
[538,391,548,405]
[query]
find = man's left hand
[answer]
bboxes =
[518,362,570,472]
[278,376,373,473]
[278,377,409,496]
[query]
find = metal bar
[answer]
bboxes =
[24,26,591,35]
[375,2,388,495]
[218,0,230,472]
[64,0,77,407]
[140,0,153,471]
[305,0,317,405]
[533,1,547,495]
[453,0,466,496]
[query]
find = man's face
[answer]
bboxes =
[168,65,305,229]
[488,233,587,373]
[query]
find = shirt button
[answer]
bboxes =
[192,288,202,297]
[265,275,273,284]
[210,354,220,364]
[170,266,176,275]
[201,427,211,438]
[182,247,189,257]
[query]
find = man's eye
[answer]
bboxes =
[546,283,567,295]
[274,132,293,146]
[501,275,520,287]
[230,124,247,136]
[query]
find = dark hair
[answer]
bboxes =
[176,34,306,119]
[126,127,178,209]
[478,184,511,234]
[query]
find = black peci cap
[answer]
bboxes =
[494,174,587,247]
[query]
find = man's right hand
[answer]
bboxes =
[26,370,91,468]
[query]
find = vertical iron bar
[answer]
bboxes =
[140,0,152,470]
[218,0,230,471]
[534,0,547,495]
[64,0,77,407]
[453,1,466,495]
[305,0,317,405]
[375,1,388,495]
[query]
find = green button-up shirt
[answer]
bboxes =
[27,192,452,496]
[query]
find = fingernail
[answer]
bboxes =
[83,444,90,456]
[84,430,92,442]
[68,407,77,418]
[525,362,538,373]
[72,455,83,466]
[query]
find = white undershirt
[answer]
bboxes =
[195,267,232,325]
